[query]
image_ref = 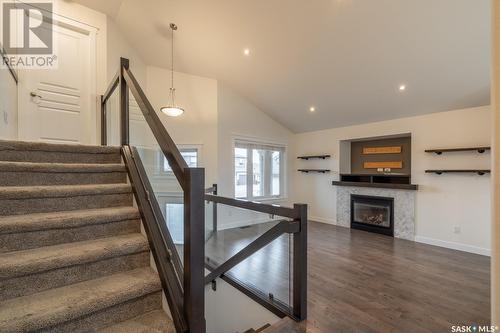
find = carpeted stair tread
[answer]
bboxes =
[0,267,161,332]
[97,310,175,333]
[0,234,148,279]
[0,206,140,234]
[0,183,132,200]
[0,140,121,155]
[0,161,125,173]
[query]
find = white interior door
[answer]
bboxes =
[18,18,95,144]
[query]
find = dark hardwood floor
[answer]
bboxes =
[206,221,490,333]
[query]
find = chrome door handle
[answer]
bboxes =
[30,92,43,99]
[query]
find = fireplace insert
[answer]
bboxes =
[350,194,394,236]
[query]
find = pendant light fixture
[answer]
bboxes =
[160,23,184,117]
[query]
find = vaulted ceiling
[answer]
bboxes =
[75,0,491,133]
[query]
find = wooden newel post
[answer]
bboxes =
[184,168,206,332]
[100,95,106,146]
[119,57,130,146]
[293,203,308,320]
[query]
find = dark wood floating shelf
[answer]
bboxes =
[297,155,331,160]
[425,170,491,176]
[332,174,418,190]
[298,169,331,173]
[425,147,490,155]
[332,181,418,190]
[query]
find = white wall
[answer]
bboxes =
[106,18,147,86]
[293,106,492,255]
[205,276,280,333]
[492,0,500,322]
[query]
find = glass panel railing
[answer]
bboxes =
[204,199,294,310]
[226,233,292,307]
[204,203,286,267]
[128,89,185,259]
[205,200,215,242]
[104,86,120,146]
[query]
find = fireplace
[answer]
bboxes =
[350,194,394,236]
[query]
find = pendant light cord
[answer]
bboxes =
[171,25,174,90]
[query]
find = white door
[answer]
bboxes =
[18,18,96,144]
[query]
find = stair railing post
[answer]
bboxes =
[293,203,308,320]
[100,95,107,146]
[212,183,217,233]
[184,168,206,333]
[119,57,130,146]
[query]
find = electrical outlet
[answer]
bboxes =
[453,226,461,234]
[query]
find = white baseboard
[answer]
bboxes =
[415,236,491,257]
[309,216,337,225]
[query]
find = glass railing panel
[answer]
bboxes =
[204,202,288,268]
[205,200,215,242]
[128,89,185,258]
[226,233,292,308]
[104,86,120,146]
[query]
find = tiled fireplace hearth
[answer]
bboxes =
[336,186,415,240]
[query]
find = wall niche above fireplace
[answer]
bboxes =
[350,135,411,174]
[335,133,418,190]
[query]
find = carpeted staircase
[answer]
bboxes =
[0,140,175,332]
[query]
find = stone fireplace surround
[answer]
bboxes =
[336,186,416,241]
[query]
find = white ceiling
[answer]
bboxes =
[77,0,491,133]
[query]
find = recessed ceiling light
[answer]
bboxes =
[309,106,316,112]
[243,48,250,56]
[399,85,406,91]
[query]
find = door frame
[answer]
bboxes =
[17,7,98,144]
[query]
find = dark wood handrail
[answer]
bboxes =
[101,69,120,104]
[122,67,189,189]
[204,194,299,219]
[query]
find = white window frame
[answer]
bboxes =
[232,137,286,201]
[158,144,202,176]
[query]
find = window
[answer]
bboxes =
[162,148,199,173]
[234,140,285,199]
[165,203,184,244]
